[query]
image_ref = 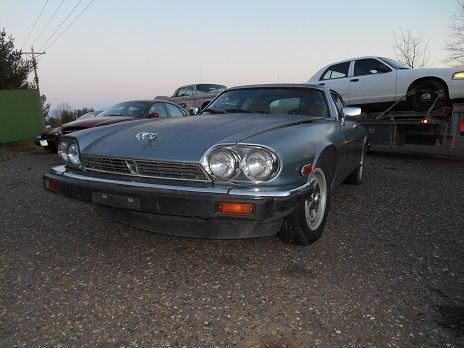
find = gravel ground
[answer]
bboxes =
[1,150,463,347]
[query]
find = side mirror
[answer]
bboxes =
[340,106,361,124]
[148,112,159,118]
[189,107,200,116]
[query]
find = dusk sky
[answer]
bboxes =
[0,0,459,110]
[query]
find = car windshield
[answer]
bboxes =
[202,87,329,118]
[98,102,150,117]
[379,57,410,70]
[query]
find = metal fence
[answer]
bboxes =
[0,89,45,143]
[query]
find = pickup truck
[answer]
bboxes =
[156,84,226,112]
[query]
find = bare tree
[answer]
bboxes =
[446,0,464,67]
[393,28,430,69]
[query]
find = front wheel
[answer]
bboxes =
[278,167,330,245]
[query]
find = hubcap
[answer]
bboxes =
[421,92,432,101]
[305,168,327,230]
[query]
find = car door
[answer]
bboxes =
[349,58,396,105]
[331,91,364,175]
[316,61,352,102]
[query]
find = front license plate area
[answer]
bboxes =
[92,192,141,210]
[39,140,48,146]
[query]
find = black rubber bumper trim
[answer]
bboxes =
[43,172,310,238]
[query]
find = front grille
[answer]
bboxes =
[81,155,211,182]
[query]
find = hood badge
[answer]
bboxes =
[136,132,157,141]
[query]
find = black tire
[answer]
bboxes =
[344,145,366,185]
[278,165,331,246]
[408,79,448,111]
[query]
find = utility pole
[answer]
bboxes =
[22,46,45,94]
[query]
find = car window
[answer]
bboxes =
[98,102,150,117]
[321,62,350,80]
[164,103,185,118]
[176,86,194,97]
[204,87,329,118]
[330,92,346,116]
[196,84,227,94]
[148,103,168,118]
[354,58,391,76]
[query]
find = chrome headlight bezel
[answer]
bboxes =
[57,137,81,168]
[202,144,280,183]
[242,148,278,182]
[208,148,239,180]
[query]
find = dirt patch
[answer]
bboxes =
[0,141,41,162]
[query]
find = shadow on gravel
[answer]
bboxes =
[435,305,464,338]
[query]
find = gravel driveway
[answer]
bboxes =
[1,151,463,346]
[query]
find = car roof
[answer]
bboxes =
[226,83,326,91]
[321,56,389,66]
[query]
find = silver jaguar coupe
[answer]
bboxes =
[44,84,367,245]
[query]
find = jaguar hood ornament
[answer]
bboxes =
[136,132,157,141]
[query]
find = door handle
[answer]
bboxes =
[350,78,359,82]
[318,83,325,86]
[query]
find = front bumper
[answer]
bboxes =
[43,166,313,239]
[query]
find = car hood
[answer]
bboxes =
[62,116,136,130]
[40,126,60,135]
[77,114,321,162]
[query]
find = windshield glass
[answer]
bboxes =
[98,102,150,117]
[202,87,329,118]
[379,57,410,70]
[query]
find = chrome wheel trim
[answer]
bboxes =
[305,168,327,230]
[358,149,365,180]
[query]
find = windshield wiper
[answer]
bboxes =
[202,108,224,114]
[225,108,266,114]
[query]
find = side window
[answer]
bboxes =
[354,58,391,76]
[165,103,185,118]
[321,62,350,80]
[176,86,195,97]
[127,106,144,117]
[148,103,168,118]
[331,92,346,116]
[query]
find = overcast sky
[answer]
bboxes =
[0,0,459,110]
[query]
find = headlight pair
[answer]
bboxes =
[58,138,81,167]
[205,145,279,182]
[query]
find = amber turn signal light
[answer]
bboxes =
[45,178,59,190]
[217,202,254,215]
[300,164,313,176]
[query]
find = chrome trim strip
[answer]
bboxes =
[50,166,311,198]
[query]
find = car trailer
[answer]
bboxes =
[356,94,464,148]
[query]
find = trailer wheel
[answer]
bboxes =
[408,79,448,111]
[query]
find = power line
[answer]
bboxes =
[44,0,96,51]
[38,0,84,51]
[21,0,49,49]
[32,0,66,47]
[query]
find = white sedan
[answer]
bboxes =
[308,56,464,111]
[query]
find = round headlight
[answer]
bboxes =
[58,142,69,162]
[243,149,276,181]
[209,149,238,180]
[68,143,81,166]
